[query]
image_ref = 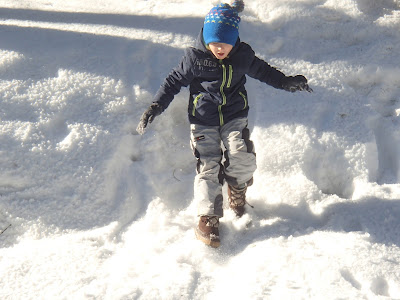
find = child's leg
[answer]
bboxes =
[221,118,256,188]
[190,124,224,217]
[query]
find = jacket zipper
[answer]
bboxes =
[239,91,247,109]
[218,60,227,126]
[219,61,234,126]
[227,65,233,88]
[194,61,233,125]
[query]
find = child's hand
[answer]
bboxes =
[281,75,313,93]
[136,103,163,135]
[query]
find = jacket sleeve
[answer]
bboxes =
[247,54,286,90]
[153,49,195,111]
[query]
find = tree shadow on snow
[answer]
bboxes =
[244,3,400,186]
[221,197,400,256]
[354,0,400,20]
[0,7,204,36]
[0,25,186,92]
[1,4,399,244]
[0,9,203,243]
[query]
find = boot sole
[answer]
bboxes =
[195,228,220,248]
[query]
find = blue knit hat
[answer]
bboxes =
[203,1,244,46]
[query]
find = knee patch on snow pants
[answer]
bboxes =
[190,118,257,217]
[223,125,256,187]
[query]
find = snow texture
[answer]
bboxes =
[1,0,400,299]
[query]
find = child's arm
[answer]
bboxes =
[136,50,195,135]
[247,55,286,89]
[247,51,312,92]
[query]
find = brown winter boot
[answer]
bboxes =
[195,216,220,248]
[228,184,249,217]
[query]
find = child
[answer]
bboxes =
[137,1,312,248]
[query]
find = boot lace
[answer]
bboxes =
[205,216,219,227]
[229,186,254,208]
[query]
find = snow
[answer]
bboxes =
[0,0,400,298]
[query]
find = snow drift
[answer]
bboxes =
[1,0,400,299]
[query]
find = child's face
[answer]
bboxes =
[208,42,233,60]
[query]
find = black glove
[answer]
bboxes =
[136,103,163,135]
[281,75,313,93]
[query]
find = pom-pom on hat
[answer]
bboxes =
[203,1,245,46]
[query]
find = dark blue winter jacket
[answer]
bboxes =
[153,30,286,126]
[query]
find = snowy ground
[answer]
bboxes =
[1,0,400,299]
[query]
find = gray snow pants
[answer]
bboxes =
[190,118,257,217]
